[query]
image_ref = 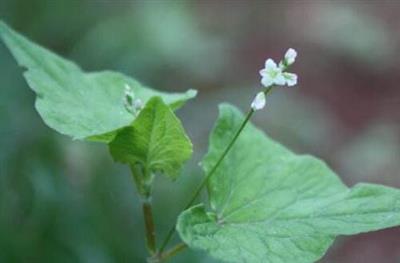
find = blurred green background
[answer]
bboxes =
[0,1,400,262]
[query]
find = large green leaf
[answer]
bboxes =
[0,21,196,142]
[109,97,192,180]
[177,104,400,263]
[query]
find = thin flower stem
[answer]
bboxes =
[143,199,157,255]
[158,86,274,254]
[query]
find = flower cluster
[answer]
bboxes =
[251,48,298,111]
[124,84,143,115]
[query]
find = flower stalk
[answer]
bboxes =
[158,48,297,259]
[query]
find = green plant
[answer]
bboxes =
[1,21,400,263]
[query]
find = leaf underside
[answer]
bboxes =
[0,21,196,142]
[109,97,192,180]
[177,104,400,263]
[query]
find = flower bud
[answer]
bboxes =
[251,92,266,111]
[284,48,297,66]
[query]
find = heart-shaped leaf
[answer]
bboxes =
[177,104,400,263]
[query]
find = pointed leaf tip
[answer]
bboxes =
[0,22,196,142]
[109,97,193,180]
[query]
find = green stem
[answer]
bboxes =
[159,243,187,262]
[159,86,274,254]
[130,165,157,255]
[143,199,157,255]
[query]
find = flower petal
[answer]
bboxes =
[264,59,278,70]
[283,72,298,86]
[261,76,274,87]
[274,73,286,85]
[259,69,268,77]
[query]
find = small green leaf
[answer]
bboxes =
[109,97,192,180]
[0,21,196,142]
[177,104,400,263]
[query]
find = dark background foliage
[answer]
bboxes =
[0,1,399,262]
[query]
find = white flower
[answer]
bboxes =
[251,92,266,111]
[259,49,298,88]
[284,48,297,66]
[259,59,286,87]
